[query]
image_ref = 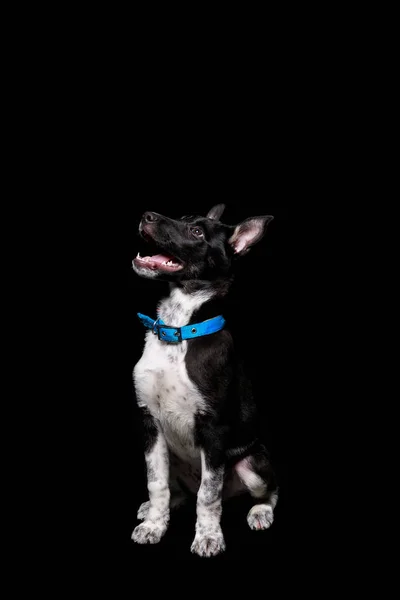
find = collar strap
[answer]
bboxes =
[137,312,226,343]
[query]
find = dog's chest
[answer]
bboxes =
[134,288,212,460]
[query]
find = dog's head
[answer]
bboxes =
[132,204,273,282]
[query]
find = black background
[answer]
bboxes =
[18,16,363,586]
[51,125,332,584]
[56,50,332,574]
[54,93,332,580]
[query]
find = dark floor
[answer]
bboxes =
[128,476,287,560]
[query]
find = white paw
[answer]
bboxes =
[137,501,150,520]
[190,531,226,557]
[247,504,274,530]
[131,521,166,544]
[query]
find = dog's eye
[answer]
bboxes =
[190,226,204,238]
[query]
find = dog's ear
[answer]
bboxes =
[206,204,225,221]
[228,215,274,256]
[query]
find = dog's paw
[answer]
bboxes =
[131,521,166,544]
[247,504,274,530]
[190,531,226,557]
[137,501,150,520]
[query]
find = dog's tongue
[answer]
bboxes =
[147,253,173,265]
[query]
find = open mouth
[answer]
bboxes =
[133,252,183,272]
[133,229,184,273]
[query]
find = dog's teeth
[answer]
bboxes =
[136,252,141,258]
[161,259,179,267]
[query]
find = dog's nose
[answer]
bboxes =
[143,212,158,223]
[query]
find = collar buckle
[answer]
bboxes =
[152,317,160,335]
[157,324,182,342]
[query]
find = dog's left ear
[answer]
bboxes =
[206,204,225,221]
[228,215,274,256]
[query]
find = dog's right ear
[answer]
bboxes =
[206,204,225,221]
[228,215,274,256]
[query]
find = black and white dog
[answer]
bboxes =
[131,204,278,557]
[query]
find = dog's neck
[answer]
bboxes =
[173,278,233,297]
[156,279,232,328]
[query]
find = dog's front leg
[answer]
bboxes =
[132,408,170,545]
[191,450,225,557]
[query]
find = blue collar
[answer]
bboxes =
[137,312,226,343]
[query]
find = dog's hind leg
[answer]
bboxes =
[234,448,278,530]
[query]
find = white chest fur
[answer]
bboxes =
[133,287,213,461]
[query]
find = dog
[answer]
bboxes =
[131,204,278,557]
